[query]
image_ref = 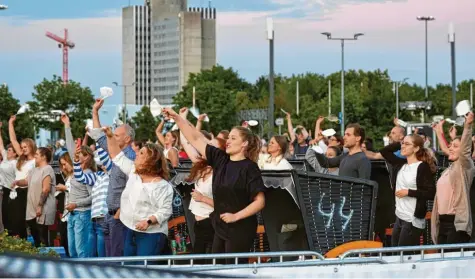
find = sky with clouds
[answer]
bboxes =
[0,0,474,108]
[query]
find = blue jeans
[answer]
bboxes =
[124,228,167,257]
[68,210,91,258]
[106,213,127,257]
[88,217,106,257]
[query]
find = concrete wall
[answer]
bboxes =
[122,6,136,105]
[179,11,203,90]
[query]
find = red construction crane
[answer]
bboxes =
[45,29,75,85]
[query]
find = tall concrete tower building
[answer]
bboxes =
[122,0,216,106]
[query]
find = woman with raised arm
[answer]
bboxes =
[0,122,18,233]
[432,112,475,244]
[179,108,225,255]
[61,114,96,258]
[12,148,56,247]
[380,133,436,247]
[55,151,73,257]
[155,120,180,168]
[8,115,36,238]
[103,126,173,257]
[164,107,266,260]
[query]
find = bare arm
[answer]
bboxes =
[180,132,201,163]
[364,150,383,160]
[165,108,207,159]
[286,113,296,143]
[314,116,324,140]
[234,192,265,221]
[167,148,179,168]
[196,114,207,131]
[92,99,103,129]
[61,114,75,162]
[103,127,121,159]
[459,112,474,168]
[155,120,165,146]
[8,116,22,156]
[82,132,89,147]
[38,175,52,207]
[434,121,450,156]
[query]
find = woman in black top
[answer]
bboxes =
[164,108,266,257]
[380,134,436,247]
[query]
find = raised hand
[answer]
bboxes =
[163,108,178,119]
[465,111,474,126]
[93,98,104,112]
[60,114,70,127]
[102,126,113,138]
[198,114,208,122]
[179,107,189,118]
[9,115,16,124]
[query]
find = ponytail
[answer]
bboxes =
[416,148,437,173]
[233,126,262,162]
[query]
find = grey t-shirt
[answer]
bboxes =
[315,151,371,180]
[26,165,56,225]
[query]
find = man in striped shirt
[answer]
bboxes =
[87,145,112,257]
[91,98,136,257]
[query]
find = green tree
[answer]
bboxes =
[131,106,159,141]
[0,85,35,143]
[173,65,252,134]
[28,75,95,139]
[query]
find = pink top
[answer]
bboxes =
[436,171,455,215]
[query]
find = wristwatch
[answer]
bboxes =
[147,219,152,225]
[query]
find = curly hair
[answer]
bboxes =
[135,143,170,180]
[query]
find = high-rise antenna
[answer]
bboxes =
[209,0,212,8]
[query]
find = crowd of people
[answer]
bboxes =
[0,97,474,259]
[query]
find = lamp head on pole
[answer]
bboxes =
[321,32,331,39]
[112,82,119,87]
[0,5,8,10]
[448,22,455,42]
[417,16,435,21]
[353,33,364,39]
[266,17,274,40]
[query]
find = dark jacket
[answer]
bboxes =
[380,142,436,219]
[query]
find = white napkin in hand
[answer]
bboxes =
[100,87,113,100]
[150,99,162,117]
[9,189,17,200]
[311,145,324,154]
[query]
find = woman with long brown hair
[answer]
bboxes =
[432,112,475,244]
[8,115,37,238]
[165,107,265,260]
[61,114,96,258]
[380,133,436,247]
[103,126,173,256]
[179,108,225,255]
[155,121,180,168]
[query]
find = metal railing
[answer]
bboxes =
[70,251,324,269]
[340,243,475,263]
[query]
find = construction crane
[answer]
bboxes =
[45,29,75,85]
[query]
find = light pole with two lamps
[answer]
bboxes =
[321,32,364,135]
[113,81,136,124]
[266,18,275,139]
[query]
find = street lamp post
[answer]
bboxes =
[417,16,435,99]
[113,81,136,124]
[321,32,364,135]
[448,23,457,119]
[266,18,275,139]
[394,78,409,119]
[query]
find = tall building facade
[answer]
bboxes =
[122,0,216,106]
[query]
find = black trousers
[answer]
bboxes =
[438,214,471,245]
[26,219,49,247]
[212,228,256,264]
[8,188,27,239]
[193,218,214,254]
[391,217,423,247]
